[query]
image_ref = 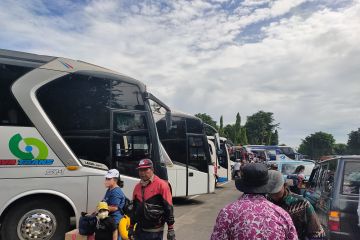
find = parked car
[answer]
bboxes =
[303,156,360,239]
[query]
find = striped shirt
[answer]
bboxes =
[268,189,326,240]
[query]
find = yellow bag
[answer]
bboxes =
[119,215,131,240]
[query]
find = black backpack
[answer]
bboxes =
[78,212,97,235]
[120,197,133,215]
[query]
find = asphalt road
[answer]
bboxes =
[171,181,240,240]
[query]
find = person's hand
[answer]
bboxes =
[128,226,135,240]
[167,226,176,240]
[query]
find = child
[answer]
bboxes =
[95,202,118,240]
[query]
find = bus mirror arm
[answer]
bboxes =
[165,111,172,132]
[144,92,172,132]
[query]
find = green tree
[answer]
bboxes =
[195,113,218,130]
[224,124,236,143]
[347,128,360,154]
[244,111,279,144]
[240,127,248,145]
[298,132,335,160]
[267,131,272,145]
[219,116,224,136]
[235,113,241,144]
[333,143,348,155]
[270,129,279,145]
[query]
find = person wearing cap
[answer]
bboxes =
[211,163,298,240]
[95,202,118,240]
[128,159,175,240]
[103,169,126,239]
[268,172,326,240]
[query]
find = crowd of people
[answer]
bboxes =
[89,158,325,240]
[89,159,175,240]
[211,162,326,240]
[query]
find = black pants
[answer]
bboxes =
[135,228,163,240]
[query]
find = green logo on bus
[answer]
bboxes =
[9,134,49,160]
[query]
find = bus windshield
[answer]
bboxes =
[156,114,211,173]
[36,73,159,178]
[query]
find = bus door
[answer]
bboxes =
[110,110,151,195]
[207,140,217,193]
[186,134,210,195]
[217,143,231,182]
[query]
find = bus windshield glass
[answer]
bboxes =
[157,114,211,173]
[36,73,151,177]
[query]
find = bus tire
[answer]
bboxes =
[1,199,70,240]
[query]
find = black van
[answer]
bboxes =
[304,156,360,239]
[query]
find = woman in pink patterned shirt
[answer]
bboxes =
[211,163,298,240]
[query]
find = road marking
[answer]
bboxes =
[189,194,200,199]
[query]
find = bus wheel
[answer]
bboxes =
[1,199,70,240]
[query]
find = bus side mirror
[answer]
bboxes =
[165,111,172,132]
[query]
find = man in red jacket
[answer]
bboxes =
[128,159,175,240]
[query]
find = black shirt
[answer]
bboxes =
[95,217,117,240]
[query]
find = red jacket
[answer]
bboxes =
[131,175,174,230]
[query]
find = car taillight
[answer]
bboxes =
[328,211,340,231]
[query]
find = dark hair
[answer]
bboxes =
[114,177,124,188]
[270,164,278,170]
[294,165,305,174]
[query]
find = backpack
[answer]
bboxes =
[120,197,133,216]
[78,212,97,235]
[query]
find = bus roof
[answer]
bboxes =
[0,49,146,90]
[0,49,55,67]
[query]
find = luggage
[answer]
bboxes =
[78,212,97,235]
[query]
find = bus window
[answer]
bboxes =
[157,117,186,139]
[0,64,33,126]
[112,111,151,177]
[111,80,145,110]
[218,144,228,169]
[36,73,148,175]
[188,136,208,173]
[37,74,111,131]
[37,74,111,166]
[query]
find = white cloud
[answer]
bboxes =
[0,0,359,147]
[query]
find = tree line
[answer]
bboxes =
[195,111,360,160]
[298,129,360,160]
[195,111,279,145]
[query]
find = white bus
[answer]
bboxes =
[218,137,232,182]
[0,49,170,240]
[204,124,231,183]
[245,145,301,161]
[155,112,215,197]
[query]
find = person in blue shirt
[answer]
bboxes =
[103,169,126,240]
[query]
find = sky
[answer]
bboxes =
[1,0,359,148]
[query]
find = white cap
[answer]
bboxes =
[105,169,119,178]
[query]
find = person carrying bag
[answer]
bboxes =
[128,159,175,240]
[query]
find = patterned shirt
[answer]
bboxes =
[268,189,326,240]
[211,194,298,240]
